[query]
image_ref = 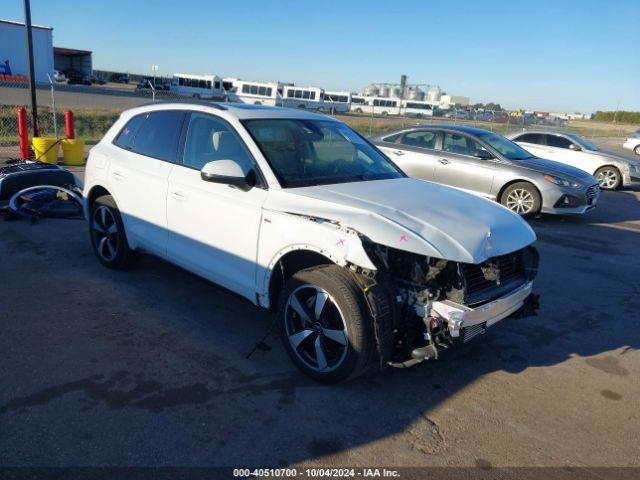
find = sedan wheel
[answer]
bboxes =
[506,188,535,215]
[595,167,620,190]
[500,182,541,217]
[634,145,640,156]
[284,285,348,374]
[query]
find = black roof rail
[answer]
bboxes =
[136,100,228,110]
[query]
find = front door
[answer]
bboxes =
[433,131,496,197]
[166,112,268,299]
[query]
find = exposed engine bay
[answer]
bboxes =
[353,240,540,368]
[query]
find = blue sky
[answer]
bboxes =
[4,0,639,113]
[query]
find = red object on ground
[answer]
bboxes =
[17,107,30,160]
[65,110,75,139]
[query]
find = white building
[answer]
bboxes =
[0,19,54,83]
[440,94,470,107]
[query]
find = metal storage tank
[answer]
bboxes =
[427,86,442,103]
[391,86,402,98]
[408,87,424,100]
[379,85,390,97]
[363,84,379,96]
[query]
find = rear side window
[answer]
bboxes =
[113,114,145,149]
[401,131,437,149]
[514,133,544,145]
[130,111,185,162]
[546,135,573,149]
[381,133,401,143]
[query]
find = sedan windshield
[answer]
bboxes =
[243,119,404,187]
[566,133,599,151]
[478,132,533,160]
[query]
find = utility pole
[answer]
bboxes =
[23,0,40,137]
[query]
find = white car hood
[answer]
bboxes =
[592,150,640,166]
[264,178,536,264]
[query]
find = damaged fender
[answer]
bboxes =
[256,209,376,308]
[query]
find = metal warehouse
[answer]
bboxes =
[0,18,54,82]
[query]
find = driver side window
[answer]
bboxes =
[182,113,254,172]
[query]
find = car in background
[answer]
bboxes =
[90,75,107,85]
[110,73,130,84]
[623,129,640,156]
[136,77,169,91]
[509,130,640,190]
[53,69,66,82]
[83,103,540,383]
[65,69,91,85]
[443,109,469,120]
[371,125,600,216]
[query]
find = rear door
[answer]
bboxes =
[376,130,438,180]
[433,131,496,196]
[511,132,549,157]
[108,110,186,256]
[391,130,441,180]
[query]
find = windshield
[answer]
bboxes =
[243,119,404,188]
[566,133,599,151]
[478,132,533,160]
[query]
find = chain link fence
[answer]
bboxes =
[1,77,637,162]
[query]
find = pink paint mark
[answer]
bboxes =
[337,239,346,246]
[399,235,408,242]
[123,128,130,136]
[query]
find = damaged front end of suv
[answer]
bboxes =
[351,239,539,369]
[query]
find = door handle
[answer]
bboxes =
[438,159,451,165]
[111,171,124,180]
[392,150,405,156]
[169,190,187,201]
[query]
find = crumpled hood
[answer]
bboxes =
[515,157,596,183]
[264,178,537,264]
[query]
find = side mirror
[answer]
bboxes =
[200,159,256,191]
[568,144,581,151]
[474,150,494,160]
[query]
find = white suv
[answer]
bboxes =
[84,102,539,383]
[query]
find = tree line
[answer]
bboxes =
[591,111,640,124]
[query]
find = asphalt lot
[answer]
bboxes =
[1,170,640,475]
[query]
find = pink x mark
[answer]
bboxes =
[399,235,408,242]
[336,239,346,246]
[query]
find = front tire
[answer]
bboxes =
[89,195,136,269]
[595,166,621,190]
[277,265,374,383]
[634,145,640,156]
[500,182,541,217]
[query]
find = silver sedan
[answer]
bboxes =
[370,125,600,216]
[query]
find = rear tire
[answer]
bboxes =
[89,195,136,269]
[500,182,541,217]
[633,145,640,156]
[277,264,374,383]
[595,166,621,190]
